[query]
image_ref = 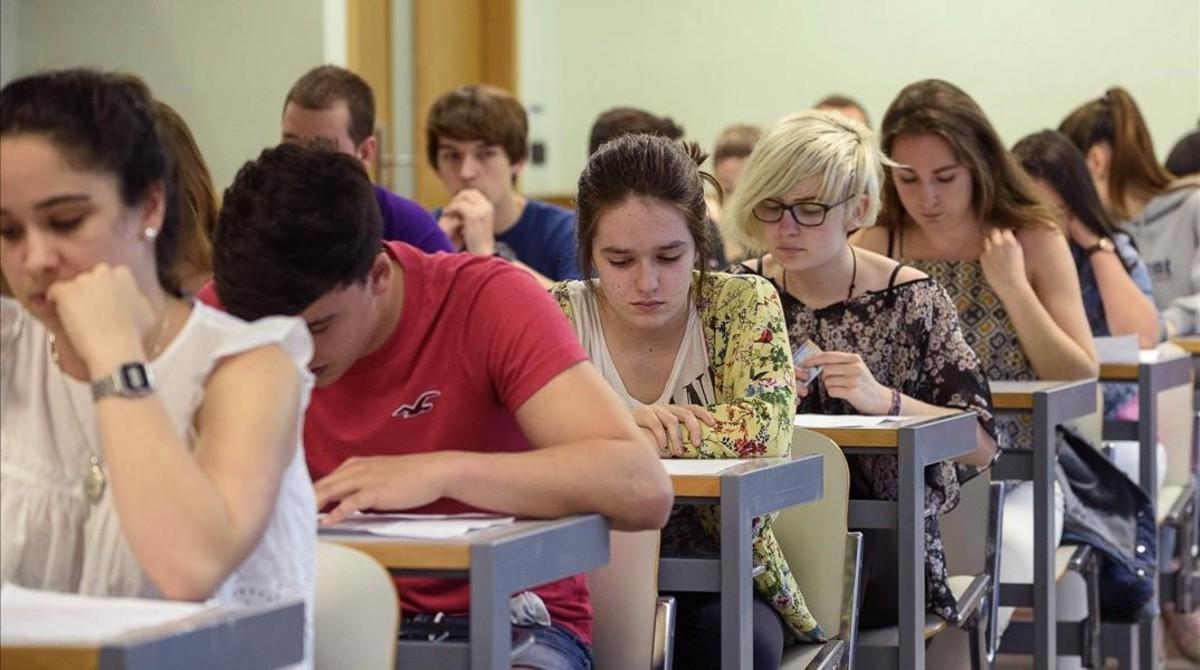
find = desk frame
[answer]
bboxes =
[325,515,609,670]
[990,379,1097,670]
[808,412,978,670]
[0,599,305,670]
[660,454,824,670]
[1100,350,1193,668]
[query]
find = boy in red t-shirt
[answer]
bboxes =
[209,144,673,669]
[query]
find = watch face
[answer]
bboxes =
[120,363,151,390]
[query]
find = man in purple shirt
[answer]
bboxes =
[281,65,452,253]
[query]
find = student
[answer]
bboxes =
[550,134,812,669]
[427,84,580,284]
[814,94,870,129]
[1061,88,1200,338]
[1013,129,1160,416]
[0,70,316,662]
[587,106,727,269]
[153,99,219,294]
[709,123,762,263]
[855,78,1099,635]
[281,65,452,254]
[210,143,673,670]
[587,106,683,156]
[726,110,997,630]
[1166,127,1200,177]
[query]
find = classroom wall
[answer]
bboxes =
[0,1,17,88]
[518,0,1200,196]
[6,0,346,193]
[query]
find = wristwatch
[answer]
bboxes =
[92,362,157,401]
[1084,237,1115,257]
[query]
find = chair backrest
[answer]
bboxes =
[773,428,851,634]
[588,530,660,670]
[314,541,399,670]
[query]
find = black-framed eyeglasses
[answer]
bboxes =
[752,194,856,227]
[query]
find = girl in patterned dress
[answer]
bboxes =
[550,134,813,669]
[725,109,997,630]
[856,78,1099,639]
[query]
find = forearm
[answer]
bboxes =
[441,438,673,531]
[96,397,241,600]
[1091,254,1160,347]
[1000,282,1098,379]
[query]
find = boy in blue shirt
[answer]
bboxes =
[427,85,580,285]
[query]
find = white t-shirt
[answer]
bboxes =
[0,297,317,664]
[562,281,715,407]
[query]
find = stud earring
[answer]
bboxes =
[143,226,159,241]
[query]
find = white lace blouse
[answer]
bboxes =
[0,297,317,665]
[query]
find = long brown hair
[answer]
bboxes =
[576,134,718,291]
[153,100,217,292]
[1060,87,1175,221]
[878,79,1055,233]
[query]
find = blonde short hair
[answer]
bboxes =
[726,110,891,254]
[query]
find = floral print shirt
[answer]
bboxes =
[551,272,825,642]
[730,261,997,621]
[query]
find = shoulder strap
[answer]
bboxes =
[887,263,906,289]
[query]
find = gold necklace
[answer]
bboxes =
[47,306,173,504]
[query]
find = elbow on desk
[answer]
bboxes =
[611,466,674,532]
[146,555,231,603]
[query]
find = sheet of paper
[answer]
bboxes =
[1094,334,1139,363]
[0,584,208,644]
[321,513,515,539]
[793,414,913,429]
[659,459,745,476]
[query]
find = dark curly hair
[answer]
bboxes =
[213,143,382,320]
[0,69,181,295]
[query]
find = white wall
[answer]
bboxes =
[0,0,18,87]
[518,0,1200,196]
[9,0,341,192]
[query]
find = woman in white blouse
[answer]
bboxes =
[0,70,316,662]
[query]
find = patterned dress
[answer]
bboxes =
[551,272,825,642]
[730,262,997,621]
[903,260,1034,449]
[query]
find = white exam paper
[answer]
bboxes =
[1094,335,1140,363]
[793,414,913,429]
[0,583,208,644]
[659,459,745,476]
[321,513,515,539]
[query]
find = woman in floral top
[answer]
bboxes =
[550,134,812,669]
[725,110,998,629]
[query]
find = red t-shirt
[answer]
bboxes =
[303,243,593,641]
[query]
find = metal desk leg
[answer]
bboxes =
[898,429,925,670]
[720,475,753,670]
[1138,370,1160,669]
[470,545,510,670]
[1034,394,1057,668]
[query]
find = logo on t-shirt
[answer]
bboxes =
[392,390,441,419]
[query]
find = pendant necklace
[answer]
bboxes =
[47,308,172,504]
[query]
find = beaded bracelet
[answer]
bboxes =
[887,388,902,416]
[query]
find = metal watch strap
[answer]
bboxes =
[91,362,157,401]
